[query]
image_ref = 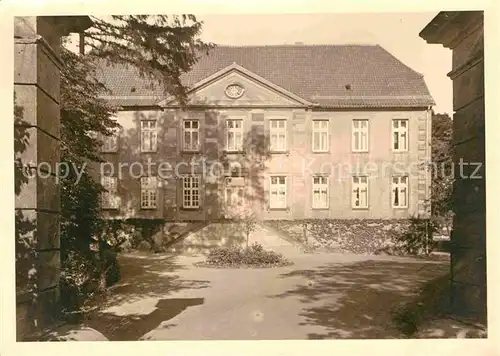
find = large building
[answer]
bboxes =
[95,44,434,230]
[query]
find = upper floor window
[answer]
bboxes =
[392,176,408,208]
[270,176,287,209]
[392,119,408,151]
[270,119,287,151]
[140,176,157,209]
[183,120,200,151]
[352,119,368,152]
[182,175,200,209]
[352,176,368,209]
[101,176,119,209]
[312,120,329,152]
[312,175,329,209]
[226,119,243,152]
[141,120,157,152]
[101,127,119,153]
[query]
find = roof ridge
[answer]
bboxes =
[211,43,380,48]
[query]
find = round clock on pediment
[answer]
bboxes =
[225,83,245,99]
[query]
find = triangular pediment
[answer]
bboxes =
[158,63,311,108]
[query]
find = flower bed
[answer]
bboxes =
[195,243,292,268]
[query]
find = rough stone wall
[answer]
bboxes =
[266,219,412,254]
[101,219,205,252]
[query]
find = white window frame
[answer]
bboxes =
[182,175,200,209]
[312,119,329,152]
[392,176,409,208]
[140,176,157,209]
[269,175,287,209]
[182,119,200,151]
[312,175,329,209]
[141,120,157,152]
[392,119,409,152]
[352,176,369,209]
[101,176,118,209]
[352,119,369,152]
[269,118,287,152]
[102,127,119,153]
[226,118,244,152]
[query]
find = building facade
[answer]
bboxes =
[95,45,434,224]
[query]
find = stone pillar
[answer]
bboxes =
[420,11,486,321]
[14,16,92,340]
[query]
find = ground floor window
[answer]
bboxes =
[141,176,157,209]
[352,176,368,209]
[312,175,329,209]
[392,176,408,208]
[101,176,118,209]
[182,175,200,209]
[270,176,287,209]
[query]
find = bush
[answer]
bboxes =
[203,243,291,268]
[394,217,438,256]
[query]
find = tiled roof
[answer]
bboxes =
[95,44,435,108]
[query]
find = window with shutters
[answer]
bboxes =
[312,175,329,209]
[141,120,157,152]
[352,176,368,209]
[312,120,329,152]
[392,176,408,208]
[270,176,287,209]
[352,119,369,152]
[140,176,157,209]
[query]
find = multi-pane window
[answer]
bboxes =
[392,119,408,151]
[312,176,329,209]
[352,176,368,209]
[101,176,118,209]
[183,120,200,151]
[392,176,408,208]
[270,176,287,209]
[140,176,157,209]
[270,119,287,151]
[226,119,243,151]
[352,119,369,152]
[312,120,329,152]
[182,175,200,209]
[102,127,119,152]
[141,120,157,152]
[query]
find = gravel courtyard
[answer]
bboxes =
[73,249,458,341]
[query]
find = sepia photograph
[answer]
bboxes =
[8,5,491,348]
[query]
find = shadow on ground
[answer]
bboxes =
[271,258,449,339]
[82,252,209,340]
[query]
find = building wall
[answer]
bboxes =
[99,106,431,221]
[420,10,486,322]
[448,15,486,320]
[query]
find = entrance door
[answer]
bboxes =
[224,176,245,218]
